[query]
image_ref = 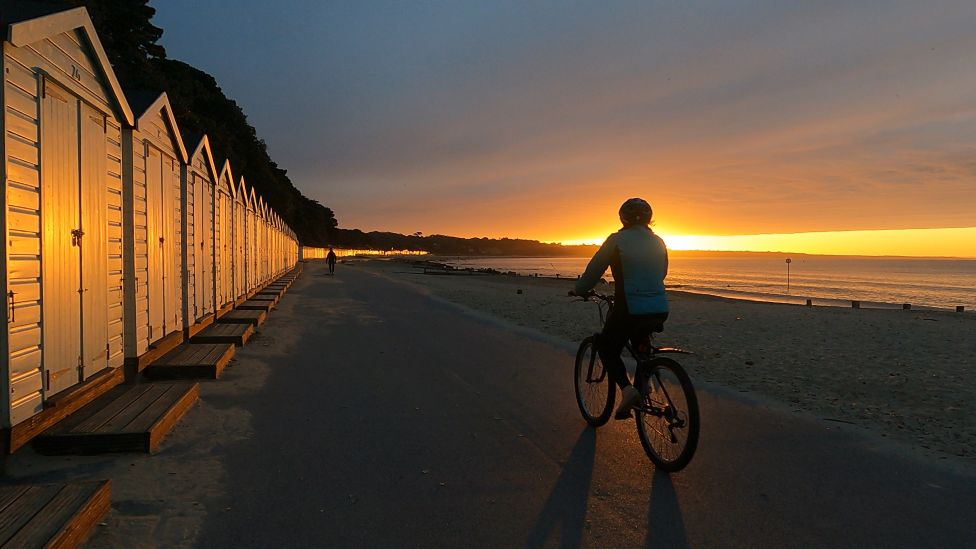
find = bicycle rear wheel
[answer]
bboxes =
[574,336,615,426]
[635,357,699,471]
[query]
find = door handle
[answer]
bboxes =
[71,228,84,246]
[7,290,14,323]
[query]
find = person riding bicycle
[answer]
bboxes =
[571,198,669,419]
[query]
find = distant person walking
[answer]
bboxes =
[326,246,337,275]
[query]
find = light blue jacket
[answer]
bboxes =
[574,226,669,314]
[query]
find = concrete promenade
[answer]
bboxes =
[7,261,976,547]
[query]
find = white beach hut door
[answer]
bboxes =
[198,175,212,315]
[203,179,213,314]
[165,164,182,331]
[146,146,164,342]
[40,81,82,396]
[216,192,227,306]
[80,104,109,380]
[214,192,224,307]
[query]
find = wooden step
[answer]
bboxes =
[0,480,110,548]
[236,300,273,312]
[33,383,199,455]
[143,343,235,380]
[190,322,254,347]
[256,288,284,298]
[218,309,267,327]
[248,294,278,304]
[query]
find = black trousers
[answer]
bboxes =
[598,307,668,390]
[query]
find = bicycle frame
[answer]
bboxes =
[581,291,691,433]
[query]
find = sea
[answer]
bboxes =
[439,254,976,311]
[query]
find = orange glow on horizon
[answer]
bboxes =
[555,227,976,258]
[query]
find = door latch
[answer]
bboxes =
[7,290,14,323]
[159,236,165,247]
[71,228,84,246]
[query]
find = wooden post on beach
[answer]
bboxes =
[786,258,792,294]
[852,300,860,309]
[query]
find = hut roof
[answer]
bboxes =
[2,4,134,124]
[183,133,219,182]
[127,91,188,163]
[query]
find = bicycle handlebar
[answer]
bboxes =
[568,289,613,302]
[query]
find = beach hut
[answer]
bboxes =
[0,5,134,449]
[121,91,188,369]
[181,134,218,336]
[214,160,235,315]
[233,177,248,301]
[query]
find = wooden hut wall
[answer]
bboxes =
[214,163,235,311]
[181,136,217,327]
[233,178,248,299]
[246,187,257,291]
[259,199,269,283]
[122,93,187,360]
[1,8,132,430]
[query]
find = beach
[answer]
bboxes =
[362,258,976,464]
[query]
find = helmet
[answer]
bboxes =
[618,198,652,227]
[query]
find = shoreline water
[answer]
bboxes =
[358,257,976,467]
[414,255,974,313]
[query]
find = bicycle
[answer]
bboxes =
[572,291,700,472]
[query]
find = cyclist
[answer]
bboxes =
[571,198,669,419]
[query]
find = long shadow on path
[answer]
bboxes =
[525,428,596,549]
[644,470,689,548]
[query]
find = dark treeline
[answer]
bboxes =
[334,229,599,257]
[50,0,338,245]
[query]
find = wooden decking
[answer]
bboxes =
[33,383,200,455]
[236,300,273,312]
[218,309,267,327]
[0,480,110,548]
[190,322,254,346]
[186,314,216,339]
[143,343,235,380]
[129,329,186,373]
[256,289,283,299]
[4,367,124,455]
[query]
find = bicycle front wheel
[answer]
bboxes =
[635,357,700,472]
[574,336,615,426]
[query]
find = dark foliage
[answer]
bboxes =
[333,229,598,257]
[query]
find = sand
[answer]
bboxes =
[362,258,976,465]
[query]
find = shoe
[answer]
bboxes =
[614,385,640,420]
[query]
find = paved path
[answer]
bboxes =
[190,262,976,548]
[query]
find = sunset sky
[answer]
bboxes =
[153,1,976,257]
